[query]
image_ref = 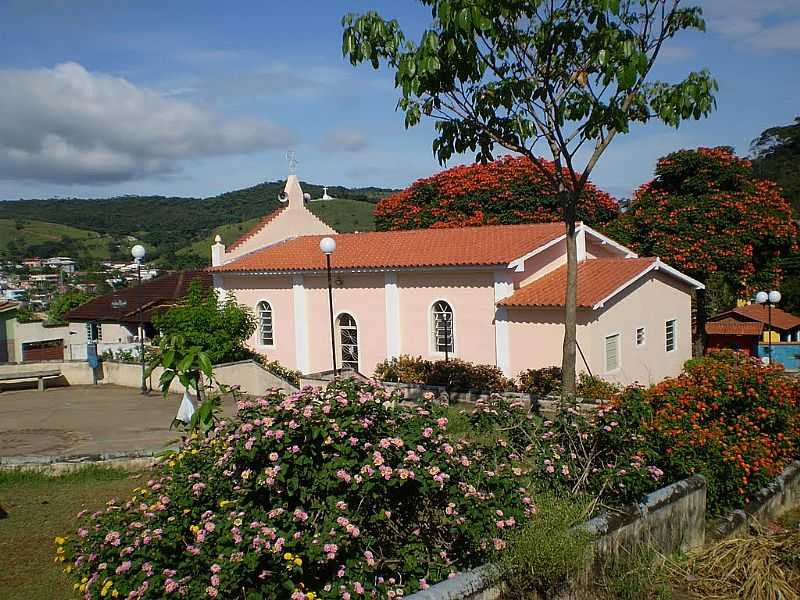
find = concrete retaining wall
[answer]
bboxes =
[0,359,297,396]
[407,476,707,600]
[711,460,800,540]
[0,450,161,474]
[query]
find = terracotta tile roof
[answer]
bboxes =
[499,257,658,309]
[227,206,287,252]
[0,300,18,313]
[705,318,764,336]
[212,223,566,272]
[66,270,212,324]
[725,304,800,332]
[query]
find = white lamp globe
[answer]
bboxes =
[131,244,146,261]
[768,290,782,304]
[319,237,336,255]
[755,291,768,304]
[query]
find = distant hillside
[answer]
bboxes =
[0,180,395,267]
[178,198,377,263]
[0,218,130,264]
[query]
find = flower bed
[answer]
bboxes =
[60,381,539,599]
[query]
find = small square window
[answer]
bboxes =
[605,333,620,372]
[636,327,645,347]
[666,319,676,352]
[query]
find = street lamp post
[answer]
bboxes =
[755,290,782,364]
[131,244,147,393]
[320,237,338,376]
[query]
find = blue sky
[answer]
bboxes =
[0,0,797,202]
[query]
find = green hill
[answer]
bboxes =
[178,198,377,263]
[0,180,394,267]
[0,219,129,264]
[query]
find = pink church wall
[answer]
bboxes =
[217,274,298,369]
[582,272,692,386]
[397,270,496,365]
[505,308,593,376]
[303,273,387,375]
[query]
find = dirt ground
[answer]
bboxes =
[0,385,235,457]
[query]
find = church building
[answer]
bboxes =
[210,173,702,386]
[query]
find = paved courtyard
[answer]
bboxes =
[0,385,235,457]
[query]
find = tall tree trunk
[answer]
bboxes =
[561,193,579,400]
[693,287,707,358]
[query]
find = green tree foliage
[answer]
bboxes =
[751,116,800,212]
[151,280,256,365]
[607,147,798,350]
[47,290,92,324]
[342,0,717,397]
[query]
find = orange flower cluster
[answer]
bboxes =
[609,147,798,293]
[375,155,619,231]
[637,352,799,513]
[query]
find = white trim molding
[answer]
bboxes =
[576,225,587,262]
[580,223,638,258]
[384,272,400,359]
[292,275,309,374]
[493,271,515,376]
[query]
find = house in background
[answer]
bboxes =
[66,269,212,360]
[706,304,800,368]
[209,172,703,386]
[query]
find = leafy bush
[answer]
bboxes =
[152,280,256,365]
[517,366,563,397]
[374,355,514,392]
[49,290,92,324]
[622,351,800,513]
[60,380,539,599]
[576,373,621,401]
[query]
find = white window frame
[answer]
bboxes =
[257,301,275,347]
[335,311,360,373]
[665,318,677,353]
[604,332,621,373]
[429,299,455,357]
[635,326,646,348]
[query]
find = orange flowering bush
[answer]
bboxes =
[375,156,618,231]
[608,147,797,296]
[618,351,800,513]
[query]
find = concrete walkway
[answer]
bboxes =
[0,385,233,457]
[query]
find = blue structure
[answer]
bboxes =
[757,343,800,371]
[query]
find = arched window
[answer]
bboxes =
[432,300,454,354]
[336,313,359,371]
[258,301,274,346]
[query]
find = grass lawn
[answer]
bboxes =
[0,218,118,259]
[0,467,146,600]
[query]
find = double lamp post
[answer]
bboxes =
[755,289,781,364]
[131,244,147,393]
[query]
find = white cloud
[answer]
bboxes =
[322,129,369,153]
[702,0,800,52]
[0,62,295,184]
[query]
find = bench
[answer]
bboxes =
[0,369,62,392]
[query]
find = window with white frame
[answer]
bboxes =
[605,333,620,372]
[258,301,274,346]
[665,319,676,352]
[431,300,454,354]
[636,327,646,347]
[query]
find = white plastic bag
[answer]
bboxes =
[176,390,196,424]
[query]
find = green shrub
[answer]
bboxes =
[516,366,563,397]
[373,355,514,392]
[500,493,592,596]
[577,373,621,401]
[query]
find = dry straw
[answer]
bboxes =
[665,525,800,600]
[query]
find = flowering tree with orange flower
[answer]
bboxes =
[375,156,618,231]
[607,147,798,353]
[342,0,717,398]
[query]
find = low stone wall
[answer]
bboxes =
[711,460,800,540]
[0,359,297,396]
[0,450,162,474]
[407,476,707,600]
